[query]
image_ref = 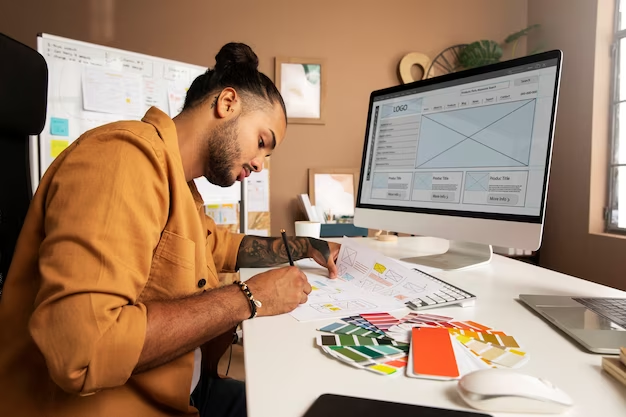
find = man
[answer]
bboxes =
[0,42,339,416]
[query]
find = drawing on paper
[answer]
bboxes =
[330,237,446,310]
[309,281,346,301]
[380,281,428,301]
[385,269,404,283]
[342,247,357,266]
[310,299,377,313]
[338,264,348,277]
[402,282,427,293]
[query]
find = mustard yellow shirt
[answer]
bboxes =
[0,107,244,416]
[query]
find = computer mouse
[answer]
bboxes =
[457,369,573,414]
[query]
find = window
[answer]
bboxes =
[609,0,626,232]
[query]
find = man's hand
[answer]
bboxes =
[245,266,312,316]
[307,239,341,279]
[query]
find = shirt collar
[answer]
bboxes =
[142,106,205,209]
[141,106,178,145]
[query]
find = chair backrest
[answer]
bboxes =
[0,33,48,297]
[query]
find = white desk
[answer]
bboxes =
[241,237,626,417]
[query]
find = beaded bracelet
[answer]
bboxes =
[234,280,262,319]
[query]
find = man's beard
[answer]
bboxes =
[204,117,241,187]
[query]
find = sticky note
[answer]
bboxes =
[50,139,69,158]
[50,117,69,136]
[373,263,386,274]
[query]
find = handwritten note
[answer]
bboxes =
[167,80,188,117]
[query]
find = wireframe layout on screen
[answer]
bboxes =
[416,99,535,169]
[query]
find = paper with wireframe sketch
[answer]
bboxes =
[288,259,404,322]
[335,237,445,304]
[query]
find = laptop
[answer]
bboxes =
[519,295,626,354]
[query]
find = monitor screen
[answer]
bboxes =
[357,54,560,223]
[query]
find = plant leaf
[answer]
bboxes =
[505,24,541,44]
[458,40,503,69]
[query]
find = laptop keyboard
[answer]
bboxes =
[572,298,626,327]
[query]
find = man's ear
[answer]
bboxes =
[215,87,240,118]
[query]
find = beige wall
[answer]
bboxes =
[528,0,626,290]
[0,0,528,236]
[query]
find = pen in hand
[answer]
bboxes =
[280,229,295,266]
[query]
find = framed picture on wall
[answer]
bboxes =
[275,57,326,124]
[308,168,358,220]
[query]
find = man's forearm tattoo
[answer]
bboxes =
[236,236,310,268]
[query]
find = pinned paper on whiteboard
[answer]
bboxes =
[82,66,144,117]
[247,169,270,212]
[143,78,168,113]
[205,203,238,225]
[167,80,188,118]
[164,65,191,82]
[105,52,154,77]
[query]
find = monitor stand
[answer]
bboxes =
[401,241,493,271]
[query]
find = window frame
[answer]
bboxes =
[608,0,626,233]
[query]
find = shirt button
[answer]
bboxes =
[198,278,207,288]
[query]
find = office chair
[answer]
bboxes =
[0,33,48,298]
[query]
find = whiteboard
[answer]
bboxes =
[36,33,240,203]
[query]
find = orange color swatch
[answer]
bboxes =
[411,327,459,378]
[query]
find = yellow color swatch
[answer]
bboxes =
[369,364,396,375]
[50,139,69,158]
[373,263,386,274]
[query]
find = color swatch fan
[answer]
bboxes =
[315,312,529,380]
[316,324,409,376]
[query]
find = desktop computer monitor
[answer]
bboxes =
[354,50,562,270]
